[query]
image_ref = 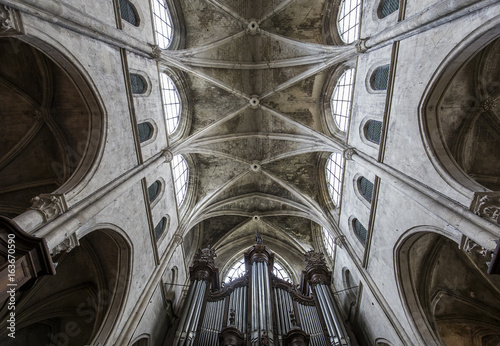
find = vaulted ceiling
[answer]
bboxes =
[167,0,356,268]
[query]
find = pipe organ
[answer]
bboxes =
[170,239,350,346]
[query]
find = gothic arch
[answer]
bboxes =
[0,227,132,345]
[420,20,500,197]
[0,35,105,216]
[395,227,500,346]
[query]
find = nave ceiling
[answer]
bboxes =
[168,0,351,266]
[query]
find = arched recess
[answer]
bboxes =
[0,36,104,217]
[421,24,500,195]
[130,334,150,346]
[0,228,131,345]
[395,228,500,346]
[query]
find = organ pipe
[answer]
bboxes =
[167,239,350,346]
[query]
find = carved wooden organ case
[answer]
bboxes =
[170,242,350,346]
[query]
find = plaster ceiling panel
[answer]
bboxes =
[195,67,250,96]
[265,215,313,247]
[0,86,37,151]
[0,127,63,187]
[263,74,323,129]
[262,152,319,199]
[208,170,303,206]
[200,215,250,248]
[260,0,327,44]
[187,74,248,135]
[194,153,250,203]
[180,0,245,48]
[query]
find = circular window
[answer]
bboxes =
[331,68,355,132]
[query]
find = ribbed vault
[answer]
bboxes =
[167,0,355,269]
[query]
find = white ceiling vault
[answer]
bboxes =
[161,0,357,266]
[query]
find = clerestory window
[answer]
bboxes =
[338,0,361,44]
[153,0,174,49]
[322,227,335,259]
[331,68,355,132]
[172,155,188,206]
[161,73,181,135]
[326,152,345,206]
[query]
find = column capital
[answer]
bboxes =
[30,194,68,223]
[162,149,173,162]
[150,44,162,59]
[355,38,368,53]
[471,191,500,224]
[343,148,356,161]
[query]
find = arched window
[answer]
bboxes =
[119,0,139,26]
[138,122,154,143]
[153,0,174,49]
[365,120,383,144]
[224,257,292,283]
[130,73,146,94]
[322,227,335,259]
[147,180,161,203]
[358,177,374,202]
[379,0,400,18]
[154,217,168,240]
[371,65,390,91]
[338,0,361,44]
[353,218,367,245]
[272,260,292,283]
[331,68,355,132]
[161,73,181,135]
[224,258,246,283]
[172,155,188,206]
[326,152,345,206]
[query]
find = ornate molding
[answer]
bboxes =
[0,5,23,35]
[30,194,68,223]
[190,246,219,285]
[460,236,494,271]
[355,38,368,53]
[162,149,173,162]
[482,97,497,112]
[471,192,500,224]
[150,44,162,59]
[52,233,80,256]
[343,148,356,161]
